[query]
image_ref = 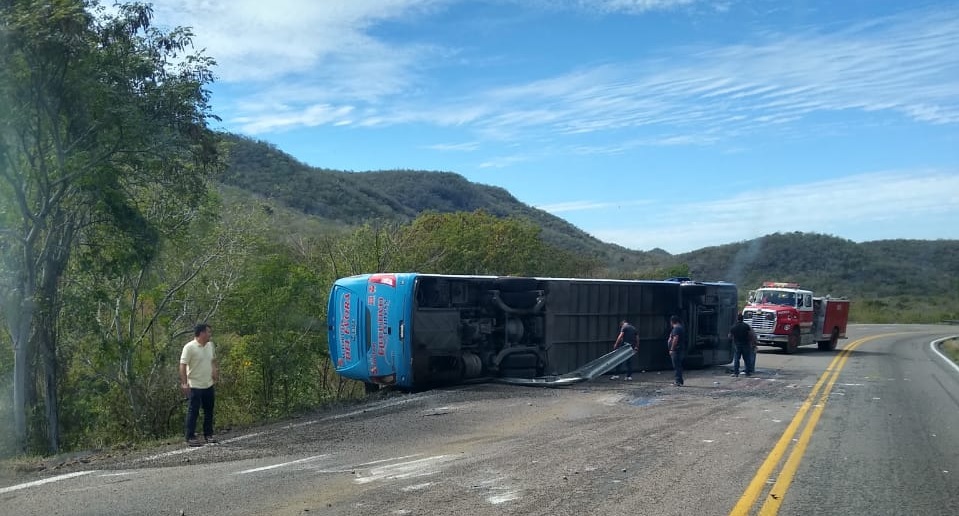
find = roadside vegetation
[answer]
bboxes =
[943,338,959,365]
[1,0,957,462]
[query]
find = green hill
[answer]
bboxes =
[219,133,959,320]
[220,133,661,269]
[680,232,959,297]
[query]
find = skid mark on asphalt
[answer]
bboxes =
[400,482,434,492]
[354,455,457,484]
[236,455,329,474]
[470,473,522,505]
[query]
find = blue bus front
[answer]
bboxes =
[327,273,415,389]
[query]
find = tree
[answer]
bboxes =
[394,210,590,277]
[0,0,219,452]
[53,198,257,445]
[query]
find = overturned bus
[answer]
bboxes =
[327,273,738,390]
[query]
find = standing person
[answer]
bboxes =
[180,323,218,447]
[728,314,755,377]
[610,320,639,381]
[667,315,686,386]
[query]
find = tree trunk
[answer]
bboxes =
[42,337,59,454]
[5,287,36,452]
[34,226,73,454]
[12,338,29,451]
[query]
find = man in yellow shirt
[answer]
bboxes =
[179,324,218,447]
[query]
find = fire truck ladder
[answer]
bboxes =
[497,345,636,387]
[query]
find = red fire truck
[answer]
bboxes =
[742,281,850,353]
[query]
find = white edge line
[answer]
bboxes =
[0,471,97,495]
[930,336,959,375]
[236,454,328,475]
[136,393,440,464]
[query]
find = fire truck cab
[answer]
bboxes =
[743,281,849,353]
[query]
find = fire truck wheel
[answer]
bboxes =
[827,328,839,350]
[785,328,800,354]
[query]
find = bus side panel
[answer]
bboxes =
[543,280,681,375]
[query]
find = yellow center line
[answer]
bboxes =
[729,333,902,516]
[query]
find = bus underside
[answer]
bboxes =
[409,276,738,389]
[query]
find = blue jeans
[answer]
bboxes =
[671,351,684,385]
[733,344,755,374]
[185,386,215,440]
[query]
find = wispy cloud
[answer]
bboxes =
[477,154,533,169]
[424,141,481,152]
[586,170,959,253]
[455,8,959,140]
[537,200,653,213]
[151,1,959,164]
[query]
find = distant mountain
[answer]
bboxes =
[679,232,959,298]
[220,133,664,270]
[219,133,959,309]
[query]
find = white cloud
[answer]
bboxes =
[537,200,653,213]
[234,104,355,133]
[151,2,959,153]
[572,0,699,14]
[459,8,959,141]
[425,142,481,152]
[150,0,447,83]
[584,170,959,253]
[477,154,533,169]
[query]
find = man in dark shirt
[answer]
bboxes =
[667,315,685,386]
[610,320,639,380]
[728,314,755,377]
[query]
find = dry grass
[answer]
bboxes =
[942,338,959,363]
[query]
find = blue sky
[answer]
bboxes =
[150,0,958,254]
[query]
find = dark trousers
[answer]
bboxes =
[671,351,684,385]
[733,344,755,374]
[185,386,215,440]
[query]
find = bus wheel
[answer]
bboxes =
[785,328,800,354]
[364,382,379,394]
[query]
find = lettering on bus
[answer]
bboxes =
[368,296,390,377]
[339,292,352,363]
[376,297,389,357]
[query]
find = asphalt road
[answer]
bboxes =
[2,324,957,516]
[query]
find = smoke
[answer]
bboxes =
[726,238,763,285]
